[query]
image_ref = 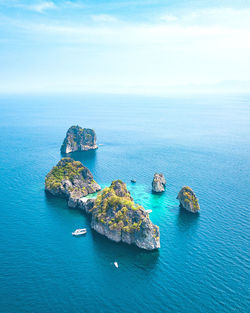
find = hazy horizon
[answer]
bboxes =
[0,0,250,94]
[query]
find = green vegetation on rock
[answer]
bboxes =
[91,180,146,233]
[45,157,101,206]
[45,158,84,190]
[177,186,200,213]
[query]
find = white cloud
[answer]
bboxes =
[160,14,178,22]
[27,1,56,13]
[1,7,250,94]
[0,1,57,13]
[63,1,86,9]
[160,7,250,28]
[91,14,118,23]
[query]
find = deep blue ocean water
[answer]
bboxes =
[0,94,249,313]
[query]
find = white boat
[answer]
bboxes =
[145,209,152,213]
[114,262,118,268]
[72,228,87,236]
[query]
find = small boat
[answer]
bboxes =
[72,228,87,236]
[114,262,118,268]
[145,209,152,214]
[131,179,136,183]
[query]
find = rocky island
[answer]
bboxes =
[45,157,101,207]
[152,173,166,193]
[90,180,160,250]
[177,186,200,213]
[61,125,98,153]
[45,162,159,250]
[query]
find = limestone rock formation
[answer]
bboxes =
[78,198,96,214]
[177,186,200,213]
[45,158,101,206]
[45,163,160,250]
[152,173,166,193]
[90,180,160,250]
[61,125,98,154]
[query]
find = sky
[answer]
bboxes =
[0,0,250,94]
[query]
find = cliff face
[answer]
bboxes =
[61,126,98,154]
[90,180,160,250]
[45,165,160,250]
[177,186,200,213]
[152,173,166,193]
[45,158,101,206]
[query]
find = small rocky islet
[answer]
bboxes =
[152,173,166,193]
[61,125,98,154]
[45,158,160,250]
[177,186,200,213]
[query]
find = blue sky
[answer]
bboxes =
[0,0,250,94]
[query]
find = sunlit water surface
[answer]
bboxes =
[0,94,249,313]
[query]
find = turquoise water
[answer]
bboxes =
[0,94,249,313]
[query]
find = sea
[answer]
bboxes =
[0,94,249,313]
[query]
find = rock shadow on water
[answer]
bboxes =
[176,205,200,232]
[44,191,68,210]
[151,190,166,196]
[44,191,91,221]
[61,150,97,169]
[91,230,159,271]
